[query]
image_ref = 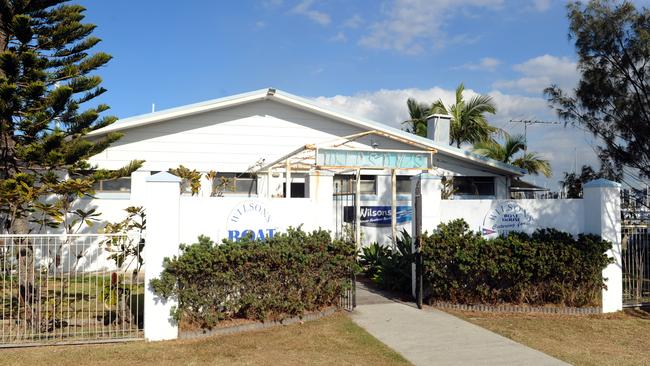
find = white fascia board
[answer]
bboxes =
[87,89,270,137]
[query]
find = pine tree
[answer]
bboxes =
[0,1,141,233]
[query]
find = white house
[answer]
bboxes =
[85,88,526,244]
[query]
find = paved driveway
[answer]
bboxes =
[351,281,568,366]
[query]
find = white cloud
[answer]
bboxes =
[357,0,558,54]
[310,86,599,189]
[358,0,504,54]
[292,0,331,25]
[343,14,363,28]
[453,57,501,72]
[330,31,347,43]
[493,54,578,94]
[532,0,551,12]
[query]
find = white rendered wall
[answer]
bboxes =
[178,197,320,244]
[439,198,586,235]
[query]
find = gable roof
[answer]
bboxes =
[88,88,526,176]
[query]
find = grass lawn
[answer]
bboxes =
[445,308,650,366]
[2,313,409,366]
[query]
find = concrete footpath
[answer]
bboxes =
[351,281,568,366]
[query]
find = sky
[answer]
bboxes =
[76,0,645,190]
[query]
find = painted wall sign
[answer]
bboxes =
[317,148,430,169]
[344,206,413,227]
[481,201,535,237]
[226,200,277,241]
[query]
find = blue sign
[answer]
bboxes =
[317,148,431,169]
[344,206,413,227]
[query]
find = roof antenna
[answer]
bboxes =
[151,103,155,113]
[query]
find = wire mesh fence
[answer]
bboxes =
[622,225,650,307]
[0,234,144,346]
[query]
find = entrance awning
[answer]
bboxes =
[256,130,437,174]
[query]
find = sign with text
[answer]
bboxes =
[317,148,431,169]
[344,205,413,227]
[481,201,535,237]
[226,200,277,241]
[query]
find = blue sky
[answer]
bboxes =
[77,0,622,189]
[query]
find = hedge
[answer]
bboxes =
[150,228,357,329]
[421,219,612,307]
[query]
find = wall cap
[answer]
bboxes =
[146,171,182,183]
[583,178,621,188]
[411,173,441,180]
[309,170,334,177]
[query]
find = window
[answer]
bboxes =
[93,177,131,193]
[333,175,376,194]
[452,176,495,197]
[396,176,411,194]
[282,182,306,198]
[215,173,257,196]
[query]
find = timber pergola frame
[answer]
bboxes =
[255,130,438,247]
[256,130,438,174]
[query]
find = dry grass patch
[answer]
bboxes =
[1,313,409,366]
[445,308,650,366]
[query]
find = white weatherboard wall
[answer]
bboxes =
[88,100,408,172]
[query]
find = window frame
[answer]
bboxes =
[452,176,495,197]
[214,172,258,196]
[333,174,377,195]
[93,177,132,193]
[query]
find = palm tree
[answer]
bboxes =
[401,98,429,137]
[473,134,552,177]
[431,83,499,148]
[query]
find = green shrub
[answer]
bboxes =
[360,230,413,292]
[422,219,612,307]
[149,228,357,328]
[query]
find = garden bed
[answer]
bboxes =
[431,301,601,315]
[179,307,338,339]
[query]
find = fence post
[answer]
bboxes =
[144,171,181,341]
[129,169,151,205]
[410,173,442,299]
[583,178,622,313]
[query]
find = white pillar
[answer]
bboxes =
[355,169,361,247]
[410,173,442,297]
[308,170,334,233]
[144,171,181,341]
[130,170,151,205]
[583,178,622,313]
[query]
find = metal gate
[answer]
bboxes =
[0,234,144,346]
[333,182,357,311]
[333,182,357,242]
[622,225,650,307]
[339,272,356,311]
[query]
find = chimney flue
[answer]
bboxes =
[426,114,452,146]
